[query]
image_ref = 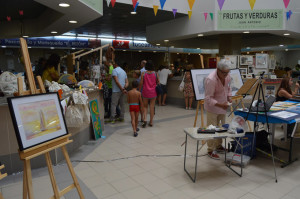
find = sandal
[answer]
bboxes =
[148,123,153,127]
[134,132,138,137]
[136,128,140,132]
[142,121,147,128]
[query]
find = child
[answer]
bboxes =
[133,70,144,123]
[127,80,143,137]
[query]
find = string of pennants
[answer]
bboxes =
[104,0,294,22]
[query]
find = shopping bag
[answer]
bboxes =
[178,81,184,92]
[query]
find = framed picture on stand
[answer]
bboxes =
[7,93,68,150]
[256,53,268,69]
[240,55,253,65]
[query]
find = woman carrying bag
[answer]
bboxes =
[183,64,194,110]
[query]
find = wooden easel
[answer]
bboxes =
[0,164,7,199]
[18,38,84,199]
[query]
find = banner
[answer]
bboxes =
[218,9,283,30]
[112,40,130,49]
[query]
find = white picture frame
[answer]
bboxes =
[256,53,268,69]
[240,55,253,65]
[224,55,238,69]
[248,66,254,74]
[7,93,68,151]
[239,68,248,75]
[190,68,243,101]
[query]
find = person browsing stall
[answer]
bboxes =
[204,59,232,160]
[127,80,143,137]
[276,77,300,101]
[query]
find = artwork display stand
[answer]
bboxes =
[0,164,7,199]
[17,38,84,199]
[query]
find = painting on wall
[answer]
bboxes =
[256,53,268,69]
[240,55,253,65]
[230,69,244,96]
[7,93,68,151]
[224,55,238,69]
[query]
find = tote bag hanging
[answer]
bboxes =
[178,72,186,92]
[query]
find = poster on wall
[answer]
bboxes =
[89,99,102,140]
[256,53,268,69]
[7,93,68,151]
[190,68,243,100]
[240,55,253,66]
[224,55,238,69]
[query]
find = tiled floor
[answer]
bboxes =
[1,105,300,199]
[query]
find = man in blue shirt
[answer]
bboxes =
[110,62,128,123]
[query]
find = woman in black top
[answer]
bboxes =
[276,77,299,102]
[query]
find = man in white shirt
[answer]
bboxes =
[158,65,173,106]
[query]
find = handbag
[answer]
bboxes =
[178,72,186,92]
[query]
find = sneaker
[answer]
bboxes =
[116,118,124,122]
[134,132,138,137]
[207,151,220,160]
[216,146,226,153]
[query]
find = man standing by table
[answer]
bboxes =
[204,59,232,160]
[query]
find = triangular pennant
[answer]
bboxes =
[6,16,11,21]
[132,0,138,9]
[160,0,167,10]
[153,5,159,16]
[204,13,208,22]
[134,2,139,12]
[217,0,225,10]
[286,10,293,20]
[188,10,192,19]
[172,9,177,18]
[210,13,214,20]
[19,10,24,15]
[111,0,116,7]
[248,0,256,10]
[187,0,195,10]
[283,0,290,9]
[107,0,111,7]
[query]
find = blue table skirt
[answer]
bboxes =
[234,111,296,124]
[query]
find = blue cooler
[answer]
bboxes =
[229,132,256,158]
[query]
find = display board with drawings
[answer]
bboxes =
[191,69,243,101]
[224,55,238,69]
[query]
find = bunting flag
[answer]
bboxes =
[160,0,167,10]
[286,10,293,20]
[187,0,195,10]
[283,0,290,9]
[7,16,11,21]
[111,0,116,7]
[204,12,208,22]
[188,10,192,19]
[210,13,214,20]
[217,0,225,10]
[134,2,139,12]
[172,9,177,18]
[132,0,138,9]
[248,0,256,10]
[107,0,111,7]
[19,10,24,15]
[153,5,159,16]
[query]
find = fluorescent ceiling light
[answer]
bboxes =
[198,34,204,37]
[243,31,250,34]
[285,49,289,51]
[123,50,126,51]
[197,48,200,49]
[59,3,70,7]
[72,48,75,50]
[156,44,160,46]
[130,11,136,14]
[2,46,6,48]
[279,44,284,47]
[153,51,156,53]
[164,40,169,42]
[23,35,29,38]
[69,20,77,24]
[284,33,290,36]
[28,46,31,48]
[51,31,58,34]
[50,47,55,49]
[138,50,142,52]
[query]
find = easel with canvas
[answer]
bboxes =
[17,38,84,199]
[0,164,7,199]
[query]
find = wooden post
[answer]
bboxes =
[0,164,7,199]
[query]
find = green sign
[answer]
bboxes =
[79,0,103,15]
[218,9,283,30]
[89,99,102,140]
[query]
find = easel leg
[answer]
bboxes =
[0,193,3,199]
[23,165,28,199]
[45,152,60,199]
[24,160,34,199]
[61,146,85,199]
[193,101,201,127]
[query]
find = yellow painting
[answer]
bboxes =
[18,100,62,140]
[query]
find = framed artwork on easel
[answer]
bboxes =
[7,93,68,150]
